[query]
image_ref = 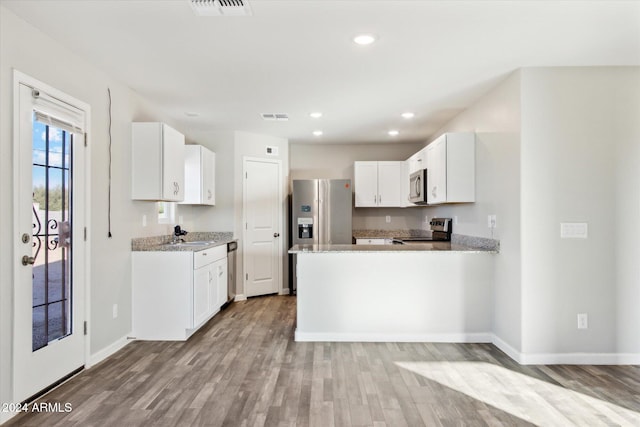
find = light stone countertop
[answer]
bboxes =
[132,231,235,252]
[289,242,497,254]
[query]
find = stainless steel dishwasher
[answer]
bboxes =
[223,241,237,309]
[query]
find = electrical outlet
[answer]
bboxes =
[453,216,458,225]
[577,313,588,329]
[113,304,118,319]
[385,215,391,223]
[178,215,184,224]
[142,215,147,227]
[425,215,429,223]
[488,214,497,229]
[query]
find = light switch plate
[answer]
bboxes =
[385,215,391,223]
[561,223,588,239]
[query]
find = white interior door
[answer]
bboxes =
[243,158,282,297]
[13,74,87,403]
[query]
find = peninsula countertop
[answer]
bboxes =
[289,242,497,254]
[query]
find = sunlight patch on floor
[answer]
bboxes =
[396,361,639,426]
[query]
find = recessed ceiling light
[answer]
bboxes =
[353,34,376,46]
[309,112,323,119]
[313,130,323,136]
[388,130,399,137]
[184,112,200,117]
[401,112,415,119]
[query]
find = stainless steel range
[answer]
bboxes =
[395,217,452,244]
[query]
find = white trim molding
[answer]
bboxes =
[87,335,133,368]
[295,330,493,343]
[491,334,640,365]
[234,294,247,302]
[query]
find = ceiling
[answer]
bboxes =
[3,0,639,145]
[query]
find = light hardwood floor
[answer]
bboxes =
[7,296,640,426]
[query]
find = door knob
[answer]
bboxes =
[22,255,35,266]
[273,232,280,238]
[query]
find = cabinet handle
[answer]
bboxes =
[374,195,376,204]
[218,266,223,277]
[208,190,212,200]
[432,186,437,198]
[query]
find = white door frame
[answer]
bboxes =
[242,156,283,296]
[12,70,92,403]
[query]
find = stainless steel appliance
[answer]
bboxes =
[222,240,237,309]
[395,218,452,244]
[290,179,352,293]
[409,169,428,204]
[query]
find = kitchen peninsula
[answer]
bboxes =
[289,240,497,343]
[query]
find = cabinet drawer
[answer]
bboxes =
[355,238,391,245]
[193,245,227,269]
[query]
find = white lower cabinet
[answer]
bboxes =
[133,245,227,340]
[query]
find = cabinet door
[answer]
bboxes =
[377,161,402,207]
[427,137,447,204]
[215,258,228,308]
[354,162,379,207]
[202,149,216,206]
[161,124,185,201]
[193,266,211,327]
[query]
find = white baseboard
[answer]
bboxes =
[491,334,640,365]
[87,334,133,368]
[491,334,524,363]
[295,329,493,343]
[279,287,290,296]
[234,294,247,301]
[518,352,640,365]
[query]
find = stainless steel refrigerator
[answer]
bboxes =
[289,179,352,293]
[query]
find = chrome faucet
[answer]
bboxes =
[172,225,188,244]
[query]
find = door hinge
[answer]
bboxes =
[245,273,248,281]
[84,227,87,241]
[84,133,88,147]
[84,321,88,335]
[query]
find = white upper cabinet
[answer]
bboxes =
[426,132,475,205]
[131,122,185,201]
[407,146,428,174]
[354,161,403,207]
[181,145,216,206]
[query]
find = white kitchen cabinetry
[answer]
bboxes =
[181,145,216,206]
[131,122,185,201]
[407,146,428,174]
[354,161,403,207]
[426,132,475,204]
[132,245,227,340]
[355,238,393,245]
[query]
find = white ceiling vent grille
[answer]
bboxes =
[261,113,289,121]
[189,0,252,17]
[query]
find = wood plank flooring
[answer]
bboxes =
[6,296,640,426]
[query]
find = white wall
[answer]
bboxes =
[425,71,523,353]
[0,6,195,415]
[179,130,235,232]
[234,131,289,296]
[520,67,640,358]
[290,142,424,230]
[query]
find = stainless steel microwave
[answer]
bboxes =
[409,169,428,204]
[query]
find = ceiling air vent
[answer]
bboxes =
[189,0,252,17]
[261,113,289,122]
